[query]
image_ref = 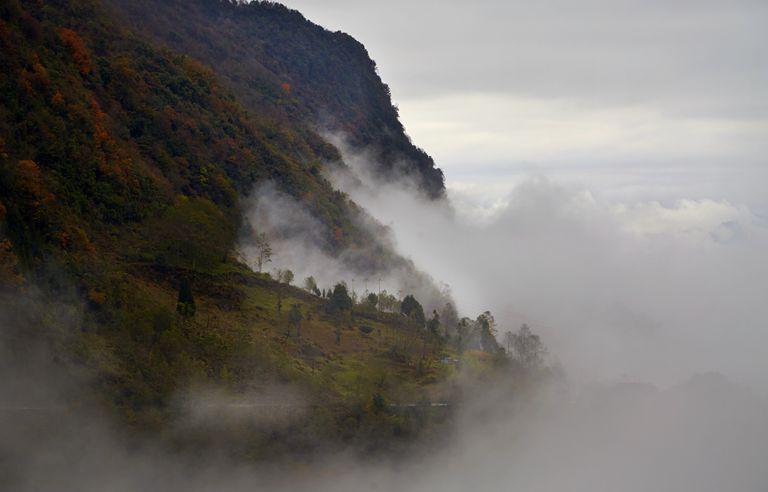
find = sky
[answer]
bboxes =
[284,0,768,212]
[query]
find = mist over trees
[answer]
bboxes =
[507,323,546,369]
[253,232,273,273]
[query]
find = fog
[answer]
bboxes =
[4,290,768,492]
[239,181,452,312]
[4,167,768,491]
[329,143,768,393]
[182,137,768,490]
[4,141,767,492]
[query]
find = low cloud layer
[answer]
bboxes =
[330,145,768,392]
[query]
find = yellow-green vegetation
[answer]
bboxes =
[64,249,486,459]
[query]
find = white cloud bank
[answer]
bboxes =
[330,148,768,392]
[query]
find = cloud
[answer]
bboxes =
[329,148,768,392]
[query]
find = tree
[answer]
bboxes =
[153,198,234,271]
[477,311,499,352]
[288,303,302,337]
[400,294,425,326]
[275,268,294,285]
[457,317,471,354]
[304,276,318,294]
[253,232,272,272]
[366,292,378,309]
[441,302,458,339]
[377,290,399,312]
[176,276,196,318]
[427,310,440,337]
[329,282,353,313]
[504,330,514,354]
[510,323,546,369]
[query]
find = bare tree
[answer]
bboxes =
[275,268,294,285]
[504,330,514,354]
[511,323,546,369]
[253,232,272,272]
[304,276,319,295]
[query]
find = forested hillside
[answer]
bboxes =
[0,0,533,467]
[106,0,445,198]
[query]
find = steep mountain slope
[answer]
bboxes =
[0,0,498,464]
[0,0,373,264]
[106,0,446,198]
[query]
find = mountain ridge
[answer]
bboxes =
[0,0,514,470]
[106,0,446,198]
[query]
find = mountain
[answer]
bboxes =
[0,0,501,465]
[107,0,446,198]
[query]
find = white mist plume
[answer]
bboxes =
[239,182,451,311]
[327,137,768,393]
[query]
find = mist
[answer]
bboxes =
[238,181,452,312]
[4,158,768,491]
[222,135,768,491]
[4,286,767,492]
[327,141,768,392]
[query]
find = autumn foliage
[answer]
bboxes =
[57,27,91,74]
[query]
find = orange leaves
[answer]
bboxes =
[280,82,292,94]
[57,226,96,255]
[17,53,51,95]
[87,289,107,307]
[51,90,64,106]
[57,27,91,75]
[31,54,50,88]
[91,99,110,144]
[181,56,213,79]
[16,160,55,210]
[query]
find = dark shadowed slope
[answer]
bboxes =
[106,0,445,198]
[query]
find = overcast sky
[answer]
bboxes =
[284,0,768,212]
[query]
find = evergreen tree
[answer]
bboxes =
[329,282,353,313]
[176,277,196,318]
[400,294,425,326]
[366,292,378,309]
[427,310,441,336]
